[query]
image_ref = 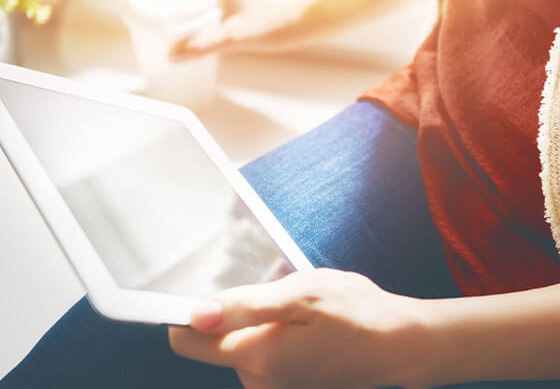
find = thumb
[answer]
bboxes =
[189,281,302,335]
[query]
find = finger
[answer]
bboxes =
[169,15,248,61]
[224,323,315,384]
[169,323,277,369]
[190,275,310,335]
[172,320,312,378]
[237,370,287,389]
[219,0,240,19]
[168,325,235,367]
[237,371,268,389]
[168,33,229,61]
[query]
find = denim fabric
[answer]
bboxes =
[2,101,554,388]
[241,101,459,299]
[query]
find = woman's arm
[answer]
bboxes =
[169,269,560,388]
[170,0,417,60]
[423,283,560,386]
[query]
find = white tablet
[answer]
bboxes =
[0,63,313,325]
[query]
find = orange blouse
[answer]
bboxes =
[362,0,560,295]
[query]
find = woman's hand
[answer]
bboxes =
[170,0,316,60]
[169,268,434,388]
[170,268,560,387]
[169,0,404,60]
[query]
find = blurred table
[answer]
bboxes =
[14,15,397,164]
[0,2,426,377]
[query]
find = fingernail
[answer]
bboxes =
[190,299,224,331]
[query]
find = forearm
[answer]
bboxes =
[420,284,560,386]
[303,0,408,26]
[256,0,417,48]
[171,0,423,58]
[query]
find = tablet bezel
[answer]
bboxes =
[0,63,313,325]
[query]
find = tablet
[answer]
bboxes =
[0,63,313,325]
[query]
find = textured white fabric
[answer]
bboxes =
[538,27,560,255]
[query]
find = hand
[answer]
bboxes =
[169,0,318,60]
[169,0,401,60]
[169,268,434,388]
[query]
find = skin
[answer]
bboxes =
[168,0,560,386]
[170,269,560,388]
[169,0,414,60]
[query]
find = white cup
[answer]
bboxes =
[0,12,15,64]
[123,0,222,111]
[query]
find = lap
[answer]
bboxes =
[0,298,239,388]
[241,100,459,298]
[8,101,550,388]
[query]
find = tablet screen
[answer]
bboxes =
[0,79,293,297]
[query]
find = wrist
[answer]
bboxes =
[363,294,449,388]
[406,298,460,388]
[398,298,451,388]
[398,297,489,388]
[404,296,508,388]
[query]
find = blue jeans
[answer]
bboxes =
[2,101,556,388]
